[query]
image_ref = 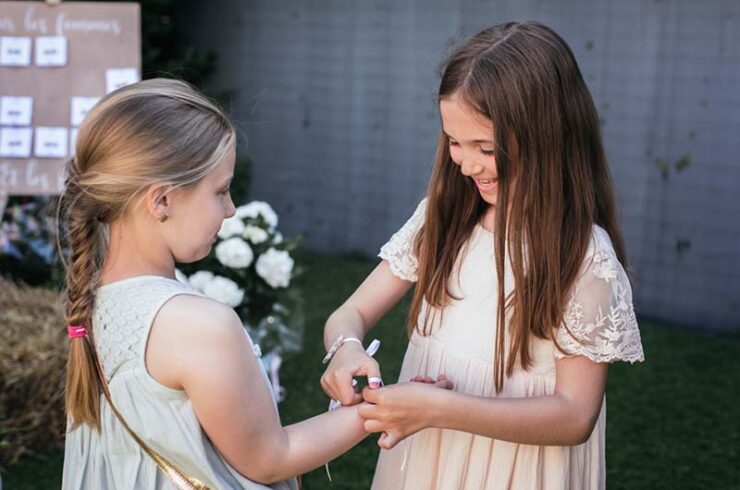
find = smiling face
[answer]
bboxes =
[439,94,499,207]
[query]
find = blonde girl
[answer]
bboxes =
[61,78,373,489]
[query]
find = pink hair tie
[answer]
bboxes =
[67,325,88,339]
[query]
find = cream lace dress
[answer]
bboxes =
[62,276,298,490]
[372,199,644,490]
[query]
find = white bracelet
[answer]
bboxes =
[322,335,363,364]
[324,336,382,483]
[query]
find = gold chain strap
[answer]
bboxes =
[88,337,212,490]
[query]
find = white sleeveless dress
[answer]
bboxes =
[372,199,644,490]
[62,275,298,490]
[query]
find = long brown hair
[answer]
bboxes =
[59,78,235,429]
[408,21,627,392]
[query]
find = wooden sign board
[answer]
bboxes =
[0,1,140,196]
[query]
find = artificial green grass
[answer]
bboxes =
[3,251,738,489]
[605,322,739,490]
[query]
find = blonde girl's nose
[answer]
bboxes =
[225,197,236,218]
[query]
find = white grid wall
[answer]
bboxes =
[183,0,740,331]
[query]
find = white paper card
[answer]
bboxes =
[34,127,68,158]
[69,128,79,155]
[0,37,32,66]
[70,97,99,126]
[35,36,68,66]
[0,127,33,157]
[0,96,33,125]
[105,68,139,93]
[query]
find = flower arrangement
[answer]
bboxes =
[177,201,303,402]
[0,197,60,286]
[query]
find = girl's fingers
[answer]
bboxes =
[377,431,389,448]
[357,403,372,419]
[378,430,400,450]
[361,385,383,404]
[357,358,383,389]
[334,372,361,405]
[434,378,454,390]
[362,419,385,433]
[320,373,343,401]
[410,374,448,384]
[320,375,332,397]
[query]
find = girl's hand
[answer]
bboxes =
[320,341,382,406]
[358,376,454,449]
[409,374,450,384]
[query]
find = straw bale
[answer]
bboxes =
[0,279,67,467]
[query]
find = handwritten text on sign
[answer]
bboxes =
[0,2,139,195]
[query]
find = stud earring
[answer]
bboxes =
[159,213,169,223]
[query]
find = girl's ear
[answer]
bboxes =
[143,183,173,222]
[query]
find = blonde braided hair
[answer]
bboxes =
[59,78,235,429]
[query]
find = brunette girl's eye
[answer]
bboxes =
[480,148,495,156]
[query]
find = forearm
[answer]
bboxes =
[323,260,413,351]
[261,404,368,483]
[323,306,368,351]
[431,389,601,446]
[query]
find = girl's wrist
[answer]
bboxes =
[425,384,455,430]
[323,326,364,351]
[322,334,363,364]
[345,402,369,433]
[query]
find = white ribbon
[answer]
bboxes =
[324,338,381,481]
[269,352,286,402]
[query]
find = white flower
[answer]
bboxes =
[218,216,246,239]
[175,269,189,284]
[273,232,283,244]
[202,275,244,307]
[235,201,278,229]
[188,270,214,292]
[215,237,254,269]
[243,224,269,244]
[255,248,294,289]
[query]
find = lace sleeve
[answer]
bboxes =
[555,228,645,364]
[378,198,427,282]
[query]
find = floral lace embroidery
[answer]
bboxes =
[591,249,618,282]
[378,199,427,282]
[379,207,644,364]
[557,232,644,364]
